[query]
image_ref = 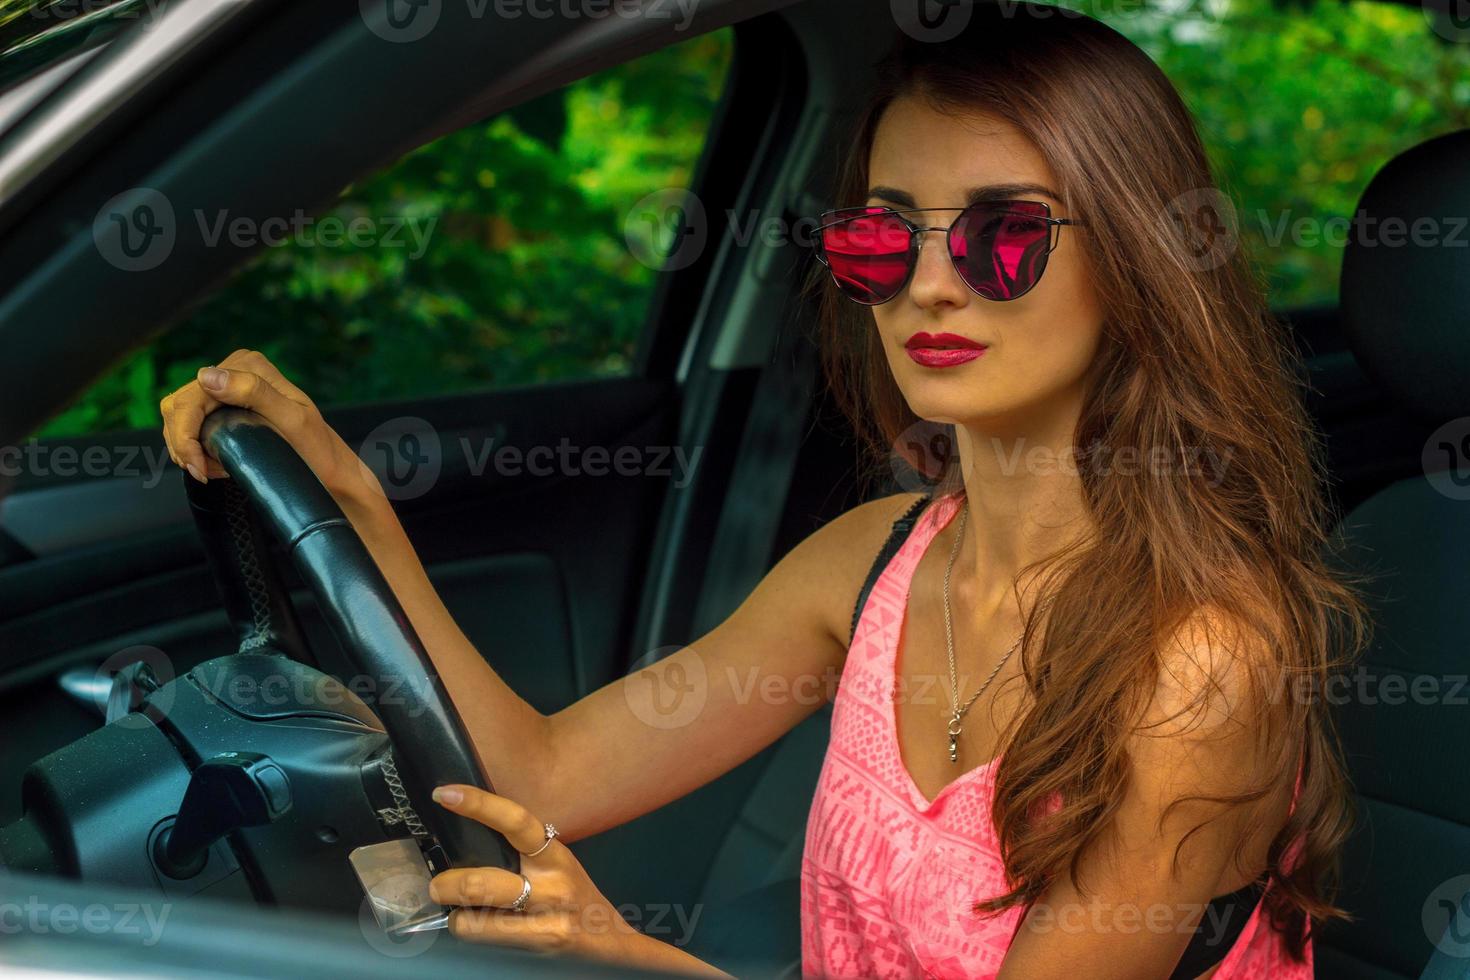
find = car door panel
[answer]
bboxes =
[0,374,677,825]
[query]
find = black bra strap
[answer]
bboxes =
[1167,878,1267,979]
[849,493,934,645]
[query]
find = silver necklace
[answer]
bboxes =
[942,498,1026,764]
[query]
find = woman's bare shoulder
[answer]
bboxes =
[772,490,931,647]
[816,490,931,560]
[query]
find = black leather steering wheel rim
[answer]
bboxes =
[186,407,519,874]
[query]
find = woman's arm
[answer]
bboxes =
[997,608,1294,980]
[339,475,918,841]
[161,348,917,842]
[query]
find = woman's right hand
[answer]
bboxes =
[159,348,380,504]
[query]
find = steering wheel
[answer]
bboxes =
[0,407,517,914]
[191,407,519,872]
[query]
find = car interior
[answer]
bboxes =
[0,0,1467,977]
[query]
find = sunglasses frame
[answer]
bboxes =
[813,200,1084,306]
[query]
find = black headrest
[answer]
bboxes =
[1340,129,1470,422]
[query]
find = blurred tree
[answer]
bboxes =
[1082,0,1470,307]
[31,0,1470,438]
[38,27,733,437]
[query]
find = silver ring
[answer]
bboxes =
[508,873,532,912]
[525,822,558,858]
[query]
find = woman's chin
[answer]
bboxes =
[902,396,1022,430]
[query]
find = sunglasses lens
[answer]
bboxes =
[820,210,913,305]
[950,202,1054,300]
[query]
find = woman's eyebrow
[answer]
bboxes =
[866,182,1063,207]
[965,182,1063,205]
[865,186,915,207]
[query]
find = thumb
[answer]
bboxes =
[196,365,311,441]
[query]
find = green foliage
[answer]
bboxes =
[1066,0,1470,307]
[34,1,1470,438]
[36,27,733,438]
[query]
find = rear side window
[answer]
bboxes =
[1075,0,1470,309]
[0,0,142,93]
[37,26,734,437]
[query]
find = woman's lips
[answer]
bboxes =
[906,347,986,367]
[903,331,988,368]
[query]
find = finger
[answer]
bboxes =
[448,906,570,953]
[431,785,558,858]
[159,393,180,469]
[165,384,223,483]
[220,349,313,406]
[432,867,568,912]
[195,365,311,458]
[428,866,529,909]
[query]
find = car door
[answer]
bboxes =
[0,1,801,864]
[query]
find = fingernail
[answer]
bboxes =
[432,786,463,806]
[185,463,206,484]
[199,367,227,391]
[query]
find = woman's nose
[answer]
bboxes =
[906,227,971,309]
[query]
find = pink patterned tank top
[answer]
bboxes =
[799,490,1312,979]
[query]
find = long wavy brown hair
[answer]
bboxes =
[805,2,1371,960]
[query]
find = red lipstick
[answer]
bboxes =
[903,331,988,368]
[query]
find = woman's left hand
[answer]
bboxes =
[426,785,654,968]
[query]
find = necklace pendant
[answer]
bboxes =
[946,714,963,764]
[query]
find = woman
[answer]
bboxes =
[159,3,1367,976]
